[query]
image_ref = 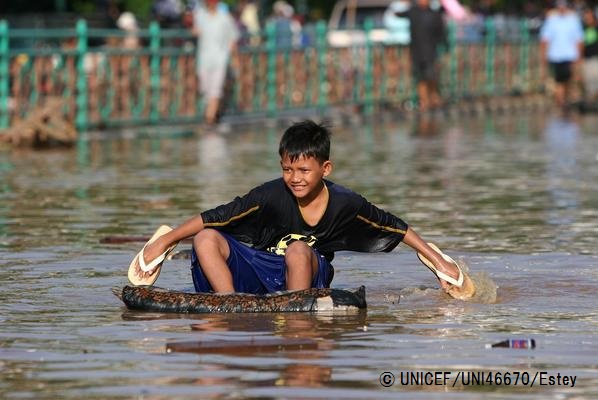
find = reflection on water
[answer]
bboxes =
[1,113,598,398]
[544,115,580,232]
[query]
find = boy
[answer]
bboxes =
[130,120,474,299]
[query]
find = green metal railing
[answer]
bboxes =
[0,18,544,132]
[0,20,10,129]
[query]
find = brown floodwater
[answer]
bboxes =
[1,112,597,399]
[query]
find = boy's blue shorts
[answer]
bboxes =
[190,232,334,294]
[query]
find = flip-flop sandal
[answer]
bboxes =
[417,243,464,287]
[127,225,178,286]
[417,242,476,300]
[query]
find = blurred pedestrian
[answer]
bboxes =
[238,0,261,46]
[266,0,296,48]
[192,0,240,126]
[152,0,184,29]
[395,0,447,112]
[115,11,143,118]
[116,11,140,49]
[540,0,584,107]
[581,7,598,103]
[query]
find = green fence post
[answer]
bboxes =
[315,21,327,114]
[149,22,161,123]
[282,29,291,110]
[265,22,276,118]
[518,18,530,93]
[363,19,374,115]
[447,20,458,100]
[485,17,496,95]
[75,19,88,131]
[0,20,9,129]
[250,44,260,112]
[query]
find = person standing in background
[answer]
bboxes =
[115,11,142,118]
[581,7,598,104]
[116,11,140,50]
[238,0,261,46]
[540,0,584,108]
[152,0,184,29]
[192,0,240,126]
[395,0,447,112]
[266,1,295,48]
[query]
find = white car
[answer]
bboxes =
[383,0,411,45]
[327,0,396,47]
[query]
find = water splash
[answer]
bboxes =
[394,260,498,304]
[457,259,498,304]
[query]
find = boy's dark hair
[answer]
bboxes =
[278,120,331,163]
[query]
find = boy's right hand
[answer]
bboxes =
[142,236,170,268]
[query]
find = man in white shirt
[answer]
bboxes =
[193,0,239,125]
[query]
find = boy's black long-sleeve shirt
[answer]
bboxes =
[200,178,408,261]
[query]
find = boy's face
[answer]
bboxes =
[280,153,332,200]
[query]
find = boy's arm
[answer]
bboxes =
[142,215,206,264]
[402,226,461,291]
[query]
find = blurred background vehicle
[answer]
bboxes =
[327,0,394,47]
[383,0,411,45]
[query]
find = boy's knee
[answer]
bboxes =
[284,241,318,289]
[284,240,313,260]
[194,229,228,257]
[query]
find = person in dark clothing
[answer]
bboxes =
[396,0,447,111]
[130,120,475,300]
[581,7,598,102]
